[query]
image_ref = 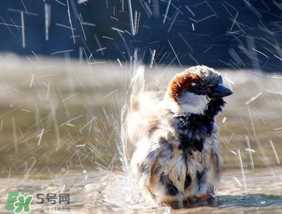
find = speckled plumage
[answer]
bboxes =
[128,66,232,208]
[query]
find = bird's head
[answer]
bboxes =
[165,65,233,115]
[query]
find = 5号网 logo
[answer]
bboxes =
[6,192,32,214]
[6,192,71,214]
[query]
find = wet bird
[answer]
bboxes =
[127,66,233,208]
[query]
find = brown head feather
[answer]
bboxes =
[166,71,201,102]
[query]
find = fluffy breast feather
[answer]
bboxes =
[130,107,222,207]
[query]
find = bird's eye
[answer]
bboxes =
[191,82,196,86]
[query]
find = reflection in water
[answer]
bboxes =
[218,194,282,208]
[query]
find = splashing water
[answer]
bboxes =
[1,58,282,213]
[81,64,282,213]
[118,66,146,173]
[94,65,161,211]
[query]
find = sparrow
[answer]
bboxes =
[127,65,233,208]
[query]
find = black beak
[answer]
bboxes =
[209,84,233,98]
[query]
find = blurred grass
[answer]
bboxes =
[0,55,282,178]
